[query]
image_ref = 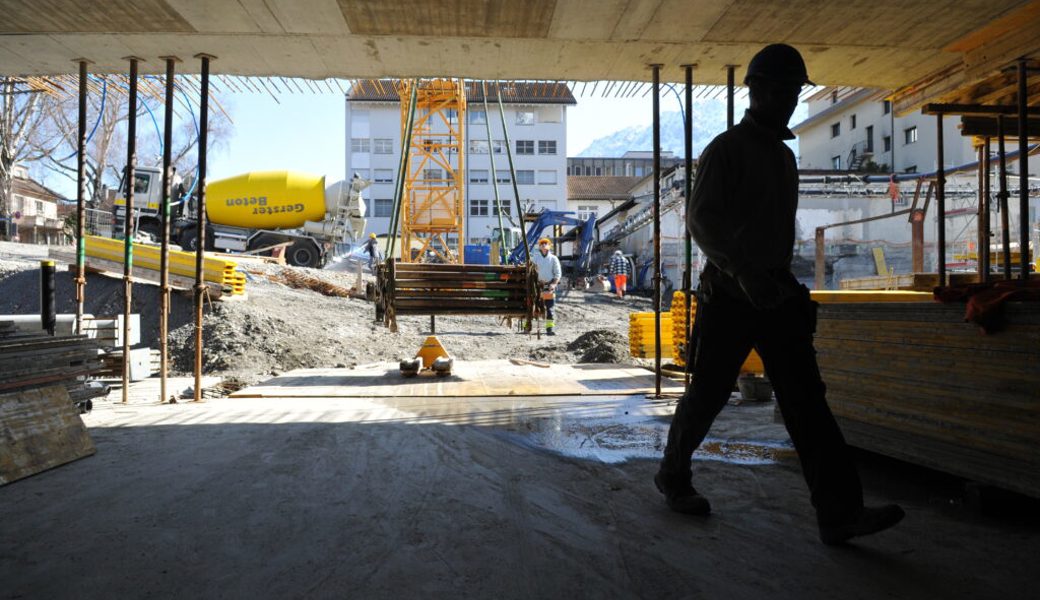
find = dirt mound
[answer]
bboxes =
[566,329,630,363]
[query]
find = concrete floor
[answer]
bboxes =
[1,387,1037,599]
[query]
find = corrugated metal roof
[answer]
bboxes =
[567,176,641,200]
[348,80,576,105]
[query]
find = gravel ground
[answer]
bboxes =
[0,242,657,384]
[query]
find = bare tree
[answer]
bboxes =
[0,78,56,238]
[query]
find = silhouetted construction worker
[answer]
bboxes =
[654,43,904,545]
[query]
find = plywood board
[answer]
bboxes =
[231,361,683,398]
[0,385,95,486]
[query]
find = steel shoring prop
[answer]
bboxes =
[997,116,1012,279]
[159,56,179,404]
[122,57,141,404]
[386,82,418,263]
[651,64,662,399]
[726,66,736,129]
[193,53,214,403]
[981,138,991,282]
[937,113,946,286]
[481,81,507,264]
[74,59,90,336]
[1017,59,1029,283]
[682,64,694,391]
[494,85,531,267]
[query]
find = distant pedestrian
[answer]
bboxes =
[531,237,562,336]
[362,232,381,269]
[654,43,904,545]
[609,250,630,299]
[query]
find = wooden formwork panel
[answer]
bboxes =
[815,302,1040,497]
[0,385,95,486]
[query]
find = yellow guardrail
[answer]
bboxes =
[85,235,246,295]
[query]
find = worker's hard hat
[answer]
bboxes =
[369,232,377,239]
[613,250,622,256]
[744,44,814,86]
[537,237,552,246]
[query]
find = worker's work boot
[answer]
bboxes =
[818,504,905,545]
[654,472,711,515]
[546,328,556,336]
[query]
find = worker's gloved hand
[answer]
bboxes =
[735,269,785,311]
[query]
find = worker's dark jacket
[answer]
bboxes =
[363,238,379,257]
[687,110,799,298]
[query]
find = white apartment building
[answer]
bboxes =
[345,81,574,244]
[792,87,976,174]
[5,164,66,244]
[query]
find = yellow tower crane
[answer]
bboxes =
[397,78,466,263]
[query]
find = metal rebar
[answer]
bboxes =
[74,59,88,336]
[193,54,214,403]
[936,113,946,286]
[122,57,140,404]
[651,64,662,399]
[482,81,507,263]
[495,85,531,266]
[160,56,178,403]
[1017,59,1029,283]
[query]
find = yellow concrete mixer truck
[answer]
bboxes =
[114,168,369,268]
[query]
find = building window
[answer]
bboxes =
[352,168,370,180]
[830,123,840,138]
[577,205,598,222]
[492,202,511,216]
[133,173,151,194]
[35,200,45,214]
[423,168,442,182]
[516,111,535,125]
[469,169,489,184]
[516,170,535,185]
[904,126,918,144]
[495,173,511,184]
[831,156,841,170]
[584,166,592,176]
[850,114,857,129]
[470,110,486,125]
[470,199,489,216]
[537,170,557,185]
[883,136,892,152]
[883,100,891,115]
[538,140,557,155]
[469,140,489,154]
[374,169,393,184]
[444,109,458,122]
[831,90,838,104]
[351,138,370,153]
[516,140,535,155]
[373,199,393,218]
[372,139,393,154]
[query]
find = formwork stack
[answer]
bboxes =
[628,312,672,358]
[83,236,246,295]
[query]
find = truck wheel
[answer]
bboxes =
[287,241,320,268]
[179,228,214,252]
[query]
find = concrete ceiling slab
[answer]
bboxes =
[1,0,1038,108]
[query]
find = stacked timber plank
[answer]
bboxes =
[378,261,536,331]
[815,301,1040,498]
[0,330,105,411]
[80,235,246,295]
[628,312,672,358]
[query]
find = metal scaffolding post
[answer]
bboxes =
[193,53,214,403]
[1017,59,1030,283]
[74,59,90,335]
[651,64,662,398]
[981,137,991,282]
[122,57,141,404]
[159,56,179,403]
[726,66,736,128]
[936,113,946,286]
[682,64,694,389]
[997,116,1012,279]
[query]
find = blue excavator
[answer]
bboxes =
[507,209,597,284]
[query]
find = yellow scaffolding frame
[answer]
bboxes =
[397,79,466,263]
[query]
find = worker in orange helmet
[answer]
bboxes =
[531,237,562,335]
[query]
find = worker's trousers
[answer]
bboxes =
[658,272,864,525]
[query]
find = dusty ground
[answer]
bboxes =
[0,241,652,385]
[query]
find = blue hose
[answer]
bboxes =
[58,78,107,162]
